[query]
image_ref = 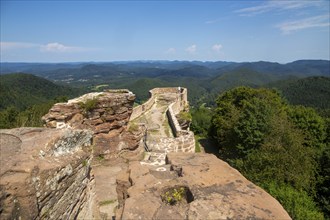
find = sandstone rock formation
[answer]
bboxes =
[42,90,142,157]
[0,127,95,220]
[1,88,292,220]
[116,153,291,220]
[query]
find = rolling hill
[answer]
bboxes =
[268,76,330,110]
[0,60,329,109]
[0,73,82,110]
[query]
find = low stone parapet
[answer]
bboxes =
[166,95,195,153]
[173,131,195,153]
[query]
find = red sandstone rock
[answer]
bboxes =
[0,127,95,220]
[116,153,291,220]
[42,90,137,157]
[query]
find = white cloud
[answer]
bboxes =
[165,47,176,54]
[186,44,197,54]
[1,41,98,53]
[235,0,324,16]
[205,18,222,24]
[212,44,223,52]
[276,14,330,34]
[0,42,39,50]
[40,42,85,53]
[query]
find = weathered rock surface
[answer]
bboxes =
[42,90,140,157]
[0,127,95,220]
[1,88,292,220]
[116,153,291,220]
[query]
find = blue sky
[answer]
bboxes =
[1,0,329,63]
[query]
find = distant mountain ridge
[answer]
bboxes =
[0,60,329,107]
[1,60,329,77]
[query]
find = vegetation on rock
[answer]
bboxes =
[78,98,98,115]
[161,187,186,205]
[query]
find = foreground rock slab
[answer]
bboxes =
[0,127,95,220]
[116,153,291,220]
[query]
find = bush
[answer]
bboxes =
[78,98,98,114]
[263,182,324,220]
[191,104,212,137]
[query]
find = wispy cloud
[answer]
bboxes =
[212,44,223,52]
[40,42,93,53]
[165,47,176,54]
[235,0,324,16]
[186,44,197,54]
[205,18,222,24]
[0,42,39,50]
[276,14,330,34]
[1,41,98,53]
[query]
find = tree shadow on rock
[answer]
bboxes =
[198,138,221,158]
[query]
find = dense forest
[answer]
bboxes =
[0,61,329,219]
[1,60,329,106]
[0,73,83,128]
[192,87,329,220]
[268,76,330,116]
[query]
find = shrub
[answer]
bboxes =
[263,182,324,220]
[78,98,98,114]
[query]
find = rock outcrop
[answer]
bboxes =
[0,127,95,220]
[116,153,291,220]
[42,90,140,157]
[1,88,292,220]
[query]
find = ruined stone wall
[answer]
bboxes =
[166,91,195,153]
[130,87,188,121]
[130,91,156,121]
[167,102,182,136]
[172,131,195,153]
[0,128,96,220]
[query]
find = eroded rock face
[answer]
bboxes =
[0,127,95,220]
[116,153,291,220]
[42,90,138,157]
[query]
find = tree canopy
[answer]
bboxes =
[210,86,329,219]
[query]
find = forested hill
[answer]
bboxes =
[0,73,81,110]
[1,60,329,78]
[1,60,329,108]
[268,76,330,110]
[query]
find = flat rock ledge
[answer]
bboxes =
[116,152,291,220]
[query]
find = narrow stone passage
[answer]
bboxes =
[131,92,179,170]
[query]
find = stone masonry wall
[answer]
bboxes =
[130,87,186,121]
[166,102,195,153]
[130,91,155,121]
[130,87,194,153]
[167,102,182,137]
